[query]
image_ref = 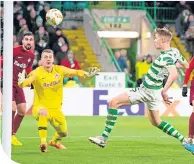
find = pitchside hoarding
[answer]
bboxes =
[24,88,192,117]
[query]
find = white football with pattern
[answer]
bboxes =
[46,9,63,26]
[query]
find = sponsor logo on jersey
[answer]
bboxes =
[14,60,27,68]
[43,80,61,88]
[54,73,60,78]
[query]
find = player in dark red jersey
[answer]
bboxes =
[12,32,35,146]
[182,57,194,144]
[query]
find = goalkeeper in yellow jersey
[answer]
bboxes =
[18,49,99,152]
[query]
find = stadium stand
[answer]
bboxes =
[62,28,101,70]
[3,1,194,88]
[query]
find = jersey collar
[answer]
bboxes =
[160,48,172,54]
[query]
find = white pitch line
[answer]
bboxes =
[21,136,170,139]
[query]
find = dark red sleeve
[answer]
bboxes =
[183,57,194,85]
[74,60,80,69]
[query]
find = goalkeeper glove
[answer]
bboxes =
[182,86,188,97]
[18,69,26,86]
[84,67,100,78]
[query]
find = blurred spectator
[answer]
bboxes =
[64,80,80,88]
[35,26,49,53]
[14,13,23,32]
[120,49,128,61]
[49,28,69,48]
[136,56,145,78]
[184,14,194,32]
[185,18,194,55]
[61,50,80,85]
[17,24,29,43]
[36,16,43,28]
[35,2,45,14]
[120,49,132,75]
[176,1,192,16]
[55,43,68,65]
[14,2,23,15]
[136,55,152,87]
[52,36,68,54]
[175,9,191,38]
[114,50,128,73]
[26,9,38,32]
[39,3,50,25]
[146,54,153,64]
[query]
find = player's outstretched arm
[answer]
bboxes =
[61,66,99,78]
[161,65,178,104]
[18,70,36,88]
[163,65,178,92]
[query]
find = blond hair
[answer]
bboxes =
[41,49,54,57]
[154,27,172,41]
[42,49,54,54]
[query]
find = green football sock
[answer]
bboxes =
[102,108,118,140]
[158,121,185,143]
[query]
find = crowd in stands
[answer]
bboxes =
[12,1,82,86]
[13,1,71,69]
[175,1,194,56]
[1,1,194,88]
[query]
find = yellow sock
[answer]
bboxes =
[52,132,62,143]
[38,116,48,143]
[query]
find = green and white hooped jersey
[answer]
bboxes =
[143,48,186,90]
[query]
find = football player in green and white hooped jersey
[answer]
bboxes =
[89,27,194,154]
[143,47,187,90]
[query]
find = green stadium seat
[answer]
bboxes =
[76,2,88,9]
[63,2,75,10]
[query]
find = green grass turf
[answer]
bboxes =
[7,116,194,164]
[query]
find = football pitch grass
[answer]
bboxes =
[7,116,194,164]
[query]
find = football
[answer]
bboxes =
[46,9,63,26]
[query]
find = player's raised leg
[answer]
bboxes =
[89,92,130,148]
[147,108,194,153]
[49,113,67,150]
[37,108,49,152]
[147,109,185,142]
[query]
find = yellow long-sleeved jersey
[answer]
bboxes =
[19,65,85,110]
